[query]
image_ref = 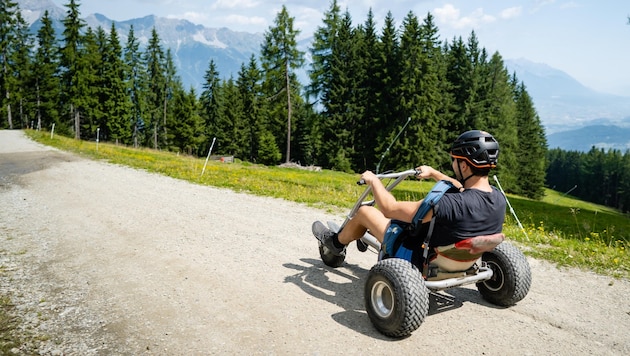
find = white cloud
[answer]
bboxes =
[500,6,522,20]
[433,4,495,29]
[223,14,267,27]
[211,0,260,10]
[168,12,209,25]
[531,0,556,13]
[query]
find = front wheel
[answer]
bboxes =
[364,258,429,338]
[476,241,531,306]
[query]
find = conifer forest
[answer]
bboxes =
[2,0,630,211]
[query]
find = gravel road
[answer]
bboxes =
[0,130,629,355]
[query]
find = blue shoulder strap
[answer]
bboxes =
[411,180,457,226]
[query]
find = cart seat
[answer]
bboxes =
[429,233,505,273]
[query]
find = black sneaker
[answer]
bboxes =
[312,221,346,257]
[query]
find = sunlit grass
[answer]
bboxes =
[24,130,630,278]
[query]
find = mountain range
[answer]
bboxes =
[16,0,630,151]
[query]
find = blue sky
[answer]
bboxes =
[51,0,630,97]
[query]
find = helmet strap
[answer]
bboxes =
[455,159,474,187]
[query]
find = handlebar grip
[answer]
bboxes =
[357,179,366,185]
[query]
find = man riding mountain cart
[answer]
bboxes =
[311,130,532,337]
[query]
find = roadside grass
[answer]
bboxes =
[0,295,21,353]
[24,130,629,278]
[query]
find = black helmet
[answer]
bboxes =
[450,130,499,169]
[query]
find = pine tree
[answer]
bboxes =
[307,0,340,104]
[103,23,132,145]
[260,5,305,163]
[321,10,361,172]
[444,36,473,138]
[217,77,244,156]
[514,82,547,199]
[394,12,446,170]
[0,0,19,129]
[168,84,204,155]
[162,48,179,150]
[58,0,87,138]
[92,26,109,136]
[462,31,485,130]
[123,25,146,147]
[199,59,223,155]
[307,0,341,167]
[8,9,32,129]
[354,9,382,171]
[372,12,402,171]
[32,11,60,131]
[144,28,166,149]
[237,55,264,162]
[477,52,518,190]
[76,27,101,140]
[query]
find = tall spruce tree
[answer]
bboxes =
[237,55,264,162]
[0,0,19,129]
[444,36,473,139]
[92,26,109,136]
[307,0,341,104]
[260,5,305,164]
[322,10,361,172]
[308,0,341,167]
[8,9,32,129]
[462,32,485,130]
[218,77,245,156]
[161,48,179,150]
[59,0,87,138]
[168,84,204,155]
[395,12,446,170]
[514,82,547,199]
[123,25,146,147]
[355,9,382,171]
[144,28,166,149]
[477,52,518,190]
[77,27,101,139]
[200,59,223,155]
[373,12,402,172]
[32,11,60,131]
[103,23,132,144]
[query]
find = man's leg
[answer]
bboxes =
[338,206,390,244]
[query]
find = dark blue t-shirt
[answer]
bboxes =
[430,186,506,246]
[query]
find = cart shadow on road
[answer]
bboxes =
[283,258,497,339]
[283,257,391,339]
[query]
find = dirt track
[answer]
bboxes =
[0,130,629,355]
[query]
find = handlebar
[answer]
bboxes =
[357,168,421,185]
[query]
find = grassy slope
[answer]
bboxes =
[22,130,629,278]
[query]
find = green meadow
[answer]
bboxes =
[25,130,629,279]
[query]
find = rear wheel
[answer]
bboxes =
[476,241,531,306]
[364,258,428,338]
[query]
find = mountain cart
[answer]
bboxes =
[313,169,532,338]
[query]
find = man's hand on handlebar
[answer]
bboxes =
[415,165,435,180]
[359,171,379,186]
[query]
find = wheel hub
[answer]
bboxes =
[371,280,394,318]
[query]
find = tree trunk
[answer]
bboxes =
[163,92,168,148]
[74,109,81,140]
[36,82,42,130]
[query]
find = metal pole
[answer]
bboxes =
[376,117,411,174]
[493,175,529,241]
[200,137,217,177]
